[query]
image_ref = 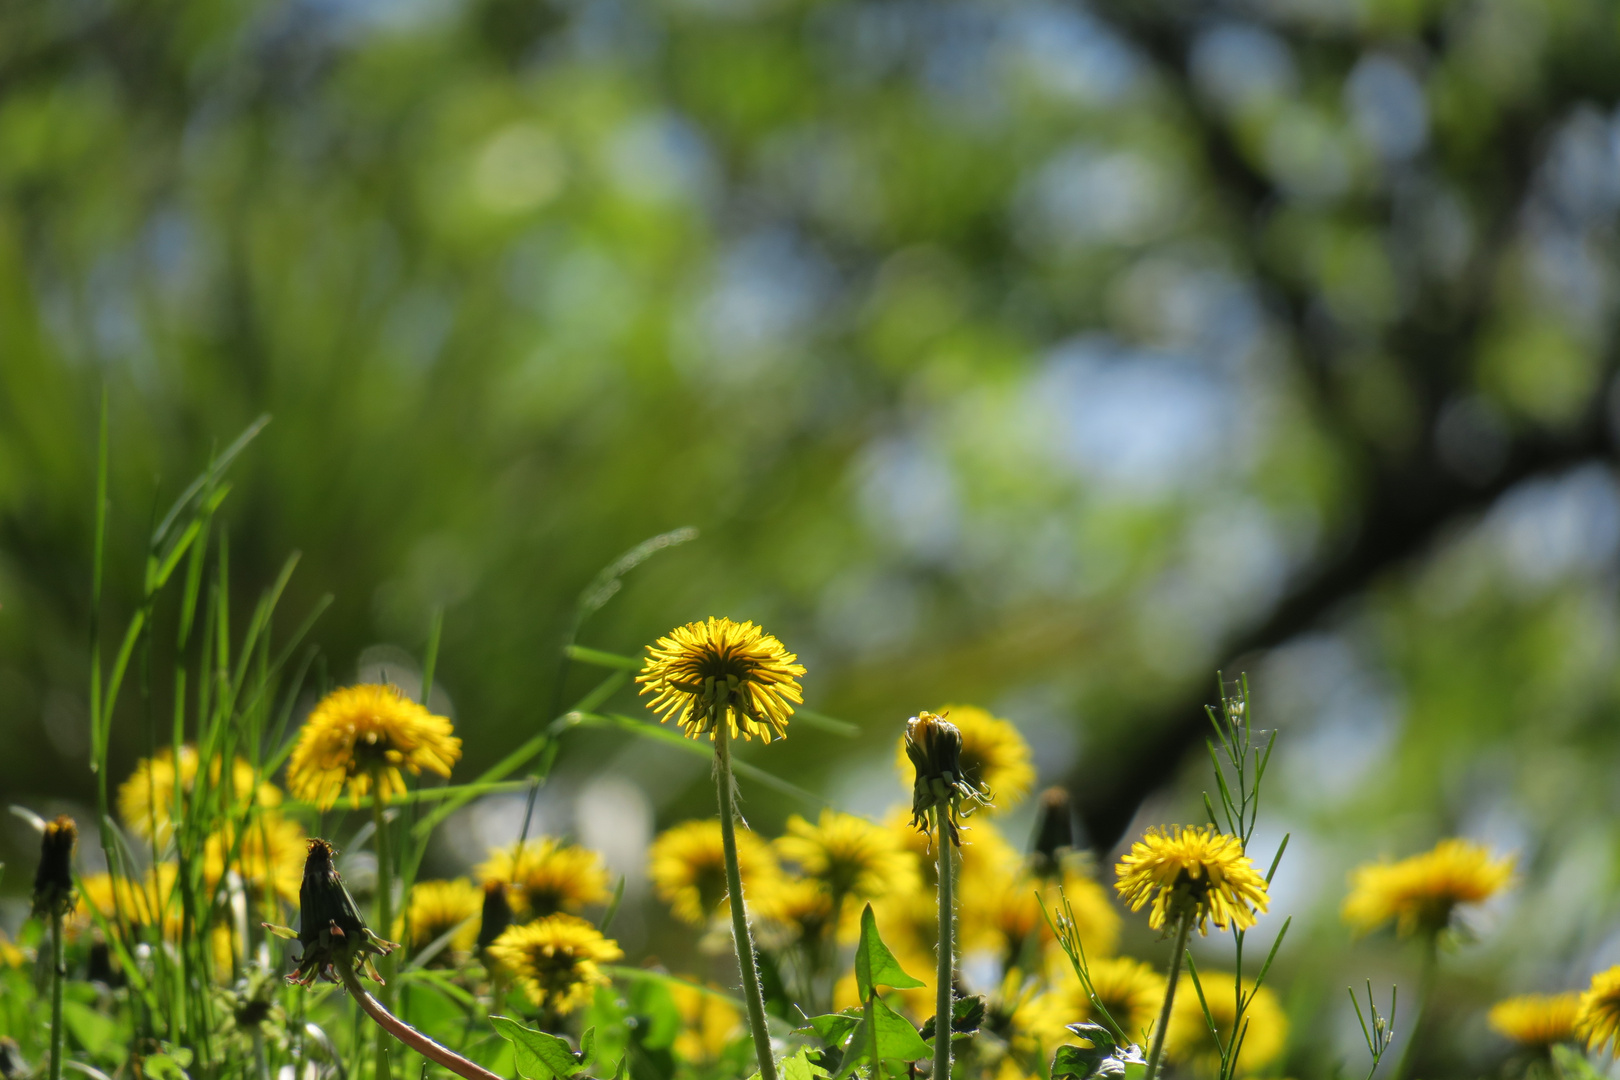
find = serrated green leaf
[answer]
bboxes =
[798,1010,863,1045]
[61,1000,119,1058]
[855,905,925,1001]
[841,993,931,1073]
[919,995,985,1040]
[490,1015,585,1079]
[781,1045,832,1080]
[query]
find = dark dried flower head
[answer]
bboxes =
[264,838,395,986]
[476,879,513,953]
[905,712,991,846]
[32,815,77,919]
[1030,787,1076,878]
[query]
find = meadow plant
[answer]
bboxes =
[15,430,1620,1080]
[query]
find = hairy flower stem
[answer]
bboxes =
[49,908,65,1080]
[933,806,955,1080]
[372,800,394,1080]
[1144,911,1194,1080]
[339,963,502,1080]
[715,724,778,1080]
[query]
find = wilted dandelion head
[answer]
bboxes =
[894,705,1033,815]
[477,879,513,953]
[277,837,396,986]
[286,684,461,810]
[204,813,307,904]
[1341,839,1514,938]
[636,617,805,743]
[649,819,780,927]
[903,712,993,845]
[1489,993,1581,1049]
[487,915,623,1015]
[1036,955,1165,1048]
[1114,825,1269,935]
[475,838,612,919]
[776,809,918,906]
[32,815,77,919]
[119,746,282,844]
[671,984,744,1065]
[1166,974,1287,1076]
[399,878,482,958]
[1578,968,1620,1056]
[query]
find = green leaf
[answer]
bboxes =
[490,1015,586,1079]
[855,904,925,1001]
[841,993,931,1073]
[781,1046,833,1080]
[797,1009,863,1046]
[142,1056,189,1080]
[1049,1025,1144,1080]
[919,995,985,1040]
[61,1000,119,1058]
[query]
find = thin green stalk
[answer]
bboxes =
[1144,911,1194,1080]
[933,806,954,1080]
[1390,934,1438,1080]
[374,799,395,1080]
[715,724,777,1080]
[50,907,65,1080]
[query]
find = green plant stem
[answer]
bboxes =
[339,963,502,1080]
[933,806,954,1080]
[50,907,65,1080]
[1391,934,1439,1080]
[373,799,394,1080]
[715,723,778,1080]
[1144,911,1194,1080]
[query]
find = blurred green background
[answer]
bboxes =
[4,0,1620,1072]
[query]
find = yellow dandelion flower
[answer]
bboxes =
[754,876,837,946]
[1578,967,1620,1056]
[776,810,919,910]
[118,746,281,845]
[637,617,806,743]
[78,864,182,939]
[286,683,461,810]
[1035,956,1166,1048]
[1489,993,1580,1048]
[475,838,612,918]
[894,705,1034,814]
[203,813,307,903]
[650,819,781,927]
[1342,839,1514,938]
[671,984,744,1064]
[962,856,1120,963]
[487,914,623,1015]
[0,929,26,968]
[1115,825,1269,935]
[1166,974,1288,1076]
[397,879,482,958]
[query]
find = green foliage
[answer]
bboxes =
[1049,1024,1144,1080]
[490,1016,591,1079]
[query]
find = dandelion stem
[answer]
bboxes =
[49,907,65,1080]
[1144,910,1194,1080]
[1391,935,1438,1080]
[338,962,502,1080]
[715,722,778,1080]
[933,806,954,1080]
[373,799,394,1080]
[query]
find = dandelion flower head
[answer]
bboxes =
[487,914,623,1015]
[1035,955,1166,1048]
[1342,838,1514,938]
[1166,974,1287,1076]
[476,838,612,918]
[1578,967,1620,1056]
[397,878,482,958]
[637,617,805,743]
[776,810,919,910]
[1115,825,1269,934]
[1489,993,1580,1048]
[286,684,461,810]
[119,746,281,844]
[755,876,836,946]
[963,854,1120,961]
[671,984,744,1065]
[203,813,307,904]
[894,704,1033,814]
[650,819,780,927]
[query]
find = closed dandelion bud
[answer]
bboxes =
[266,838,396,987]
[1030,787,1075,878]
[31,815,77,920]
[905,711,991,846]
[476,880,512,953]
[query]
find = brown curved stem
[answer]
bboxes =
[338,964,503,1080]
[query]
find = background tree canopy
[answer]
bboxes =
[3,0,1620,1072]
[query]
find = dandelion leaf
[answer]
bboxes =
[854,904,925,1000]
[840,993,932,1073]
[781,1046,832,1080]
[797,1008,863,1045]
[490,1015,587,1079]
[1050,1024,1145,1080]
[918,995,985,1040]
